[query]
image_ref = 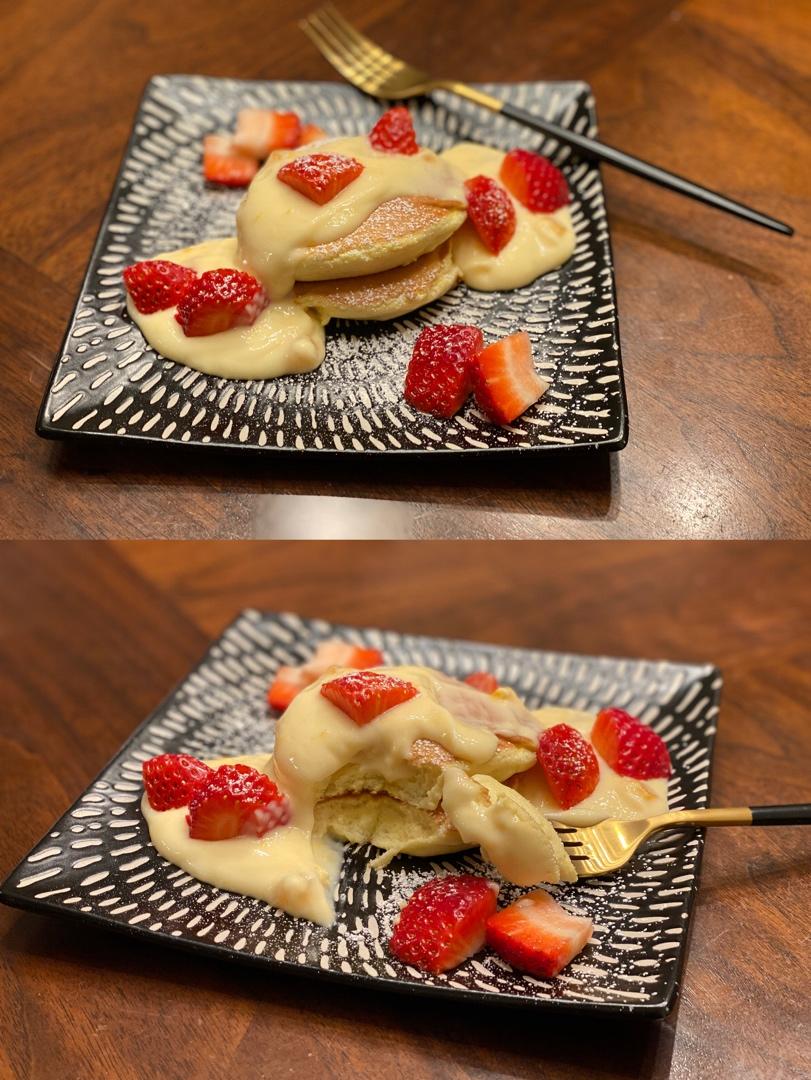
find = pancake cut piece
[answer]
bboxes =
[293,243,461,321]
[294,196,466,282]
[441,768,577,885]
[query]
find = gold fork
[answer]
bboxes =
[300,4,792,236]
[553,803,811,877]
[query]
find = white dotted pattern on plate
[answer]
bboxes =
[6,611,719,1014]
[40,76,625,454]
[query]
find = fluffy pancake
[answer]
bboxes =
[314,793,466,860]
[294,196,466,282]
[236,136,466,296]
[321,735,535,812]
[293,242,460,321]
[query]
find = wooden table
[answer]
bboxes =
[1,540,808,1079]
[1,0,809,539]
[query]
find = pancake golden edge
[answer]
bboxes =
[294,196,467,282]
[293,242,461,321]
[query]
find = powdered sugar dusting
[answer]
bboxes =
[7,609,718,1015]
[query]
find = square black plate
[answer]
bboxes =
[1,611,718,1016]
[36,76,627,455]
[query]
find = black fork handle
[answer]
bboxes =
[497,100,794,237]
[750,804,811,826]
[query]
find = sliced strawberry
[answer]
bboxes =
[464,672,499,694]
[142,753,213,811]
[267,640,385,712]
[404,324,484,418]
[304,640,383,675]
[233,109,302,157]
[471,331,546,425]
[464,175,516,254]
[591,708,672,780]
[486,889,592,978]
[203,134,259,187]
[389,875,499,973]
[536,724,600,809]
[500,148,569,213]
[320,670,418,726]
[298,122,327,145]
[277,152,364,205]
[123,259,198,315]
[175,268,268,337]
[369,106,419,155]
[186,764,290,841]
[267,665,310,712]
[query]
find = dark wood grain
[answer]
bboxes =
[0,0,808,539]
[1,540,809,1079]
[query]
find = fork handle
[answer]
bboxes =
[498,101,793,236]
[750,804,811,825]
[651,804,811,830]
[440,83,793,236]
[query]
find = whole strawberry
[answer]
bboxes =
[142,753,213,811]
[124,259,198,314]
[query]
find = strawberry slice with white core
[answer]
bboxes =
[320,670,417,726]
[389,875,499,973]
[471,331,547,425]
[203,134,259,187]
[486,889,593,978]
[233,109,301,157]
[304,640,383,675]
[266,639,384,712]
[267,666,310,711]
[298,123,327,145]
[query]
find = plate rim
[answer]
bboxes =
[35,74,628,456]
[0,610,718,1015]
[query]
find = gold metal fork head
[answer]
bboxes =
[300,5,504,113]
[300,4,433,99]
[554,818,656,877]
[554,806,754,877]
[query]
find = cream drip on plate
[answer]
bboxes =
[126,238,325,381]
[440,142,576,291]
[141,668,669,927]
[511,707,670,826]
[142,753,342,926]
